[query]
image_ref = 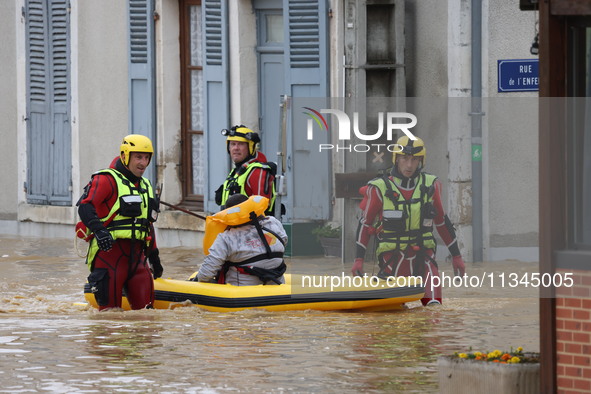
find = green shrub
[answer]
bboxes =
[312,223,342,239]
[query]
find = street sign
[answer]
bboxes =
[497,59,539,92]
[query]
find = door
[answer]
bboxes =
[254,0,331,222]
[257,9,284,167]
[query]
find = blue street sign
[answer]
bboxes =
[497,59,539,92]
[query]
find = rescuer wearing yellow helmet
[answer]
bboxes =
[352,135,466,306]
[214,125,277,216]
[77,134,163,311]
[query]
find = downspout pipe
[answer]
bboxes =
[470,0,484,262]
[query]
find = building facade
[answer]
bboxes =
[0,0,539,264]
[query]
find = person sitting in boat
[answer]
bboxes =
[214,125,279,216]
[352,135,466,306]
[197,194,288,285]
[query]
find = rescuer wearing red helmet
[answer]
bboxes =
[214,125,277,215]
[77,134,162,311]
[352,135,466,306]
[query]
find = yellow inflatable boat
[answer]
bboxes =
[84,273,424,312]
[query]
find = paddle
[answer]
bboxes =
[160,200,207,220]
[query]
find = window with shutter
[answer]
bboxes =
[179,0,205,210]
[287,0,320,68]
[25,0,71,206]
[127,0,156,183]
[202,0,229,213]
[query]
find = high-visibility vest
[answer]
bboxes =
[86,168,154,267]
[203,195,269,255]
[221,162,276,214]
[368,173,437,256]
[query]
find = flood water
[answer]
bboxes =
[0,235,539,393]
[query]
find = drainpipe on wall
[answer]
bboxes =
[470,0,484,263]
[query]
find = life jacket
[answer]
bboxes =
[85,168,154,267]
[202,195,286,285]
[219,215,287,285]
[202,195,269,255]
[368,172,437,256]
[220,161,277,215]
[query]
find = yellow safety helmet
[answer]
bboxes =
[221,125,260,156]
[393,135,426,166]
[120,134,154,166]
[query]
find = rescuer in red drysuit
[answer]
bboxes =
[77,134,162,311]
[352,136,466,306]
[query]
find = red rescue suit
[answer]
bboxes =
[78,157,157,311]
[356,174,462,306]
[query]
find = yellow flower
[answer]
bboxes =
[452,347,536,364]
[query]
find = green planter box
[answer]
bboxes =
[318,237,342,257]
[281,222,324,257]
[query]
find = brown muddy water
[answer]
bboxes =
[0,235,539,393]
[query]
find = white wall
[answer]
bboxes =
[0,0,18,220]
[76,1,129,184]
[485,0,539,261]
[230,1,259,129]
[155,0,183,206]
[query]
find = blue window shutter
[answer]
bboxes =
[48,0,72,205]
[127,0,156,183]
[25,0,71,206]
[26,0,50,204]
[203,0,229,213]
[284,0,330,220]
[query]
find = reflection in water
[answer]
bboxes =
[85,320,162,370]
[0,236,539,392]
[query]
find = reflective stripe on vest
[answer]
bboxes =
[369,173,437,255]
[86,168,154,268]
[221,162,276,212]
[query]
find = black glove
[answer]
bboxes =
[86,218,113,252]
[94,228,113,252]
[149,249,163,279]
